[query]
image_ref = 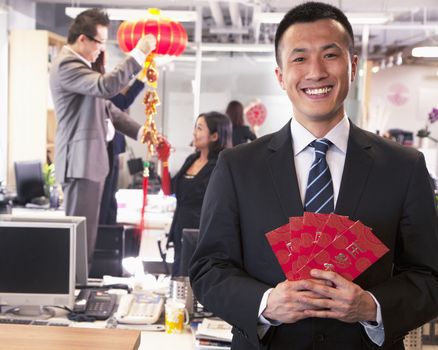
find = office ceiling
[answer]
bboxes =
[34,0,438,65]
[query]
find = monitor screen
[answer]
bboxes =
[14,160,45,204]
[0,214,88,286]
[0,221,76,310]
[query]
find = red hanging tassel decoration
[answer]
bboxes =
[137,56,158,240]
[138,161,149,240]
[157,135,171,195]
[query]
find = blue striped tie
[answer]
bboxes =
[304,139,334,213]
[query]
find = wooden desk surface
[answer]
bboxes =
[0,324,141,350]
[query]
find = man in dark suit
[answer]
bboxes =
[190,2,438,349]
[50,8,155,264]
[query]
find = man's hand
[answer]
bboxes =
[136,34,156,55]
[262,279,330,323]
[300,269,377,323]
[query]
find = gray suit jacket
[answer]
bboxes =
[50,47,142,183]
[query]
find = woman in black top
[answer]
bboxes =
[168,111,232,276]
[226,100,257,146]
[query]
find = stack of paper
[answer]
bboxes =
[265,212,389,281]
[195,318,232,350]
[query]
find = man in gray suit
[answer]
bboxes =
[50,8,156,264]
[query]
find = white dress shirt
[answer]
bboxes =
[257,116,384,346]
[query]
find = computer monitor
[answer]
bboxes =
[0,214,88,286]
[14,160,45,204]
[0,220,76,315]
[180,228,200,277]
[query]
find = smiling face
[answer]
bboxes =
[275,19,358,128]
[192,116,218,151]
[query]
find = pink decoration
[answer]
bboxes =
[245,100,267,126]
[386,83,409,106]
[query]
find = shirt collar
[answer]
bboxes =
[64,45,92,68]
[290,115,350,156]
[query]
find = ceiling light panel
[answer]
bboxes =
[65,7,197,22]
[412,46,438,58]
[253,12,393,25]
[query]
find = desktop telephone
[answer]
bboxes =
[73,289,117,320]
[114,293,164,325]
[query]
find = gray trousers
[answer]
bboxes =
[62,178,104,265]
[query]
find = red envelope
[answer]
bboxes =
[296,221,389,281]
[306,213,354,264]
[300,212,330,265]
[289,216,306,276]
[265,222,295,278]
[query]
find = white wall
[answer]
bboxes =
[368,64,438,176]
[369,65,438,143]
[1,0,36,185]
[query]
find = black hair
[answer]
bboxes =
[67,8,110,44]
[197,111,232,159]
[274,1,354,66]
[225,100,244,127]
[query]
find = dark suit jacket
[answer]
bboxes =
[190,120,438,350]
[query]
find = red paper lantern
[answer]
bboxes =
[117,8,188,56]
[245,100,267,127]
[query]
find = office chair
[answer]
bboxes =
[156,232,174,275]
[14,160,45,205]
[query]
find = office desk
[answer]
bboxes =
[139,329,195,350]
[11,207,65,218]
[115,190,174,228]
[0,323,195,350]
[11,191,176,230]
[0,324,140,350]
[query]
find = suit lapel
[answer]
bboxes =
[336,122,374,218]
[266,122,303,220]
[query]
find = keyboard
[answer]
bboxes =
[0,317,69,327]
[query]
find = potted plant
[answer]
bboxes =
[42,163,59,208]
